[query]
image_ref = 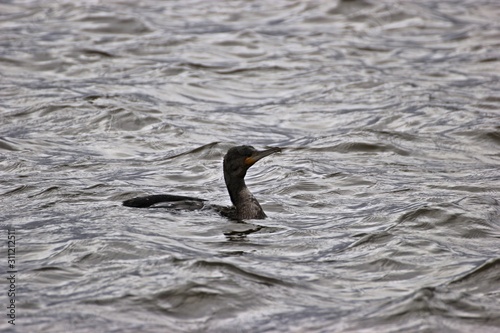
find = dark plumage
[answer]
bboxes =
[123,145,281,220]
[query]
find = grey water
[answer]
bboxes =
[1,0,500,332]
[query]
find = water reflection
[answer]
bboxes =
[223,221,267,241]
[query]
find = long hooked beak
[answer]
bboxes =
[244,147,281,166]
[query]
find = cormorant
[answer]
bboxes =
[123,145,281,220]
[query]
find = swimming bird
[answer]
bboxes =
[123,145,281,220]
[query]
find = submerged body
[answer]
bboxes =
[123,145,281,220]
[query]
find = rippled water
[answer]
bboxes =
[1,0,500,332]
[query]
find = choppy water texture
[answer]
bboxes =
[1,0,500,332]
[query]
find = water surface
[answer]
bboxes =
[1,1,500,332]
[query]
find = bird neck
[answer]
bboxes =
[225,177,266,220]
